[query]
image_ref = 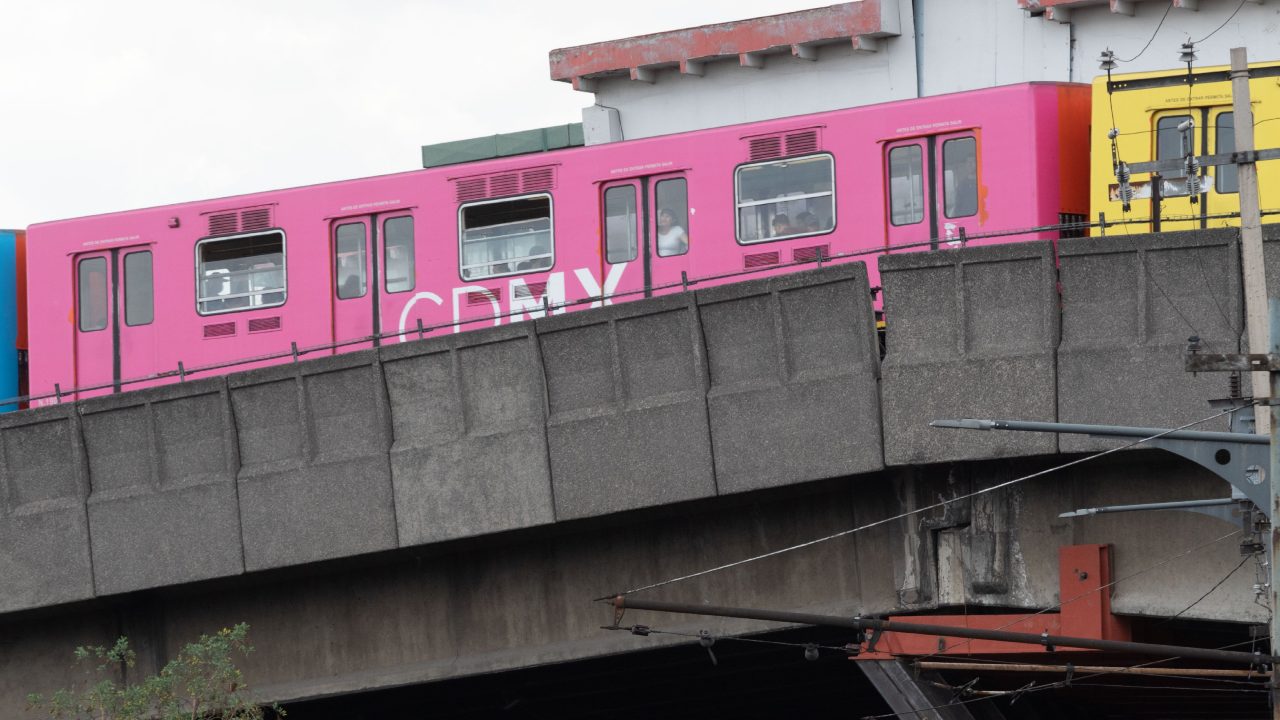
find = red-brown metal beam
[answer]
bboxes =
[548,2,897,85]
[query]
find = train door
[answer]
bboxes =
[934,132,980,244]
[1208,108,1241,225]
[600,173,691,299]
[884,132,979,251]
[1150,108,1238,230]
[73,245,155,397]
[1151,110,1201,231]
[601,179,643,299]
[330,212,415,351]
[884,139,933,250]
[647,173,691,295]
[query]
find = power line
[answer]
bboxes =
[1117,1,1174,63]
[607,528,1249,669]
[1163,553,1253,623]
[857,639,1272,719]
[1194,0,1250,44]
[601,402,1254,598]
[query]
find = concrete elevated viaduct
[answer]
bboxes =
[0,227,1273,715]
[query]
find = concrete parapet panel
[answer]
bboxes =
[1058,229,1242,451]
[231,352,396,571]
[0,405,94,612]
[79,379,243,595]
[1258,224,1280,298]
[697,263,882,492]
[880,243,1058,465]
[539,295,715,519]
[381,325,555,544]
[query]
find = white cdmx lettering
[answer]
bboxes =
[396,263,627,342]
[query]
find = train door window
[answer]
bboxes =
[123,251,153,326]
[735,154,834,244]
[942,137,977,218]
[196,231,286,315]
[383,216,415,293]
[78,257,108,332]
[459,194,553,280]
[1156,115,1193,175]
[604,185,638,263]
[1215,112,1238,194]
[655,178,689,257]
[335,223,367,299]
[888,144,924,225]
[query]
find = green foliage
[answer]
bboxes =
[26,623,283,720]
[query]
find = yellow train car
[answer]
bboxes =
[1090,60,1280,233]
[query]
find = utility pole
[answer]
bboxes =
[1229,49,1278,715]
[1187,47,1279,718]
[1233,47,1270,436]
[1270,300,1280,720]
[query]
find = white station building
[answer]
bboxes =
[548,0,1280,144]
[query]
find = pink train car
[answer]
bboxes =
[26,82,1090,403]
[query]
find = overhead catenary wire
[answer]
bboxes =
[1193,0,1250,45]
[915,661,1269,681]
[1162,553,1253,623]
[600,401,1255,599]
[607,596,1277,665]
[856,639,1274,719]
[1116,1,1175,64]
[606,526,1255,682]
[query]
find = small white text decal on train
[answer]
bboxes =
[395,263,627,339]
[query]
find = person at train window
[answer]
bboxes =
[337,255,364,298]
[202,269,230,312]
[771,214,794,237]
[656,207,688,256]
[795,211,822,233]
[517,244,551,272]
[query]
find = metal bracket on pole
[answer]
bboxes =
[929,418,1271,520]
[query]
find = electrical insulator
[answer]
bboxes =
[1179,40,1197,67]
[1099,49,1118,72]
[1177,118,1201,203]
[1116,161,1133,212]
[804,644,819,662]
[1178,119,1195,158]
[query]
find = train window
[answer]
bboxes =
[1156,115,1192,176]
[1216,113,1238,194]
[942,137,977,218]
[888,145,924,225]
[604,185,638,264]
[196,231,286,315]
[655,178,689,257]
[383,216,415,293]
[735,154,834,244]
[123,251,153,326]
[77,257,108,332]
[335,223,367,299]
[459,193,553,280]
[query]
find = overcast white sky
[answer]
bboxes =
[0,1,830,227]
